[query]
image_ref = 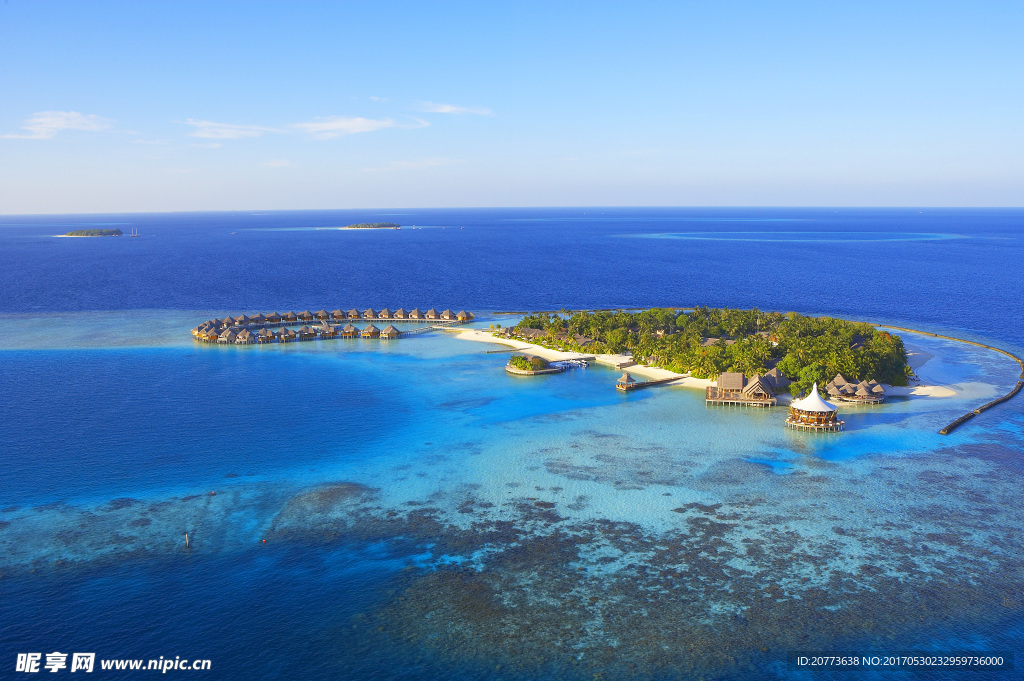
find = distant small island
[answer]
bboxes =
[344,222,400,230]
[61,229,123,237]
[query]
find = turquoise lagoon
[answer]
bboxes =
[1,309,1022,680]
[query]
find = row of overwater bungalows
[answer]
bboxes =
[191,308,473,344]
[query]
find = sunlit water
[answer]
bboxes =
[1,208,1022,680]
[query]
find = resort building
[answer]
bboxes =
[440,309,455,320]
[315,309,330,321]
[409,309,424,320]
[331,309,346,320]
[348,309,361,319]
[296,325,317,340]
[425,309,439,320]
[318,324,338,339]
[256,328,275,343]
[380,324,401,339]
[706,372,777,406]
[282,311,298,323]
[456,310,474,322]
[340,324,359,338]
[363,308,377,320]
[235,314,251,326]
[785,383,844,432]
[298,310,315,322]
[266,312,281,324]
[361,324,381,338]
[235,329,256,344]
[378,308,392,319]
[251,313,266,325]
[278,327,296,342]
[393,308,408,319]
[826,374,886,404]
[218,328,239,344]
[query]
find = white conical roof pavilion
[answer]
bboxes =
[791,383,837,412]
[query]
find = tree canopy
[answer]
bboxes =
[510,307,910,394]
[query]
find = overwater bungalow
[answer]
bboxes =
[616,372,638,390]
[282,311,298,323]
[408,308,424,320]
[236,314,251,326]
[363,308,377,320]
[347,308,361,319]
[218,328,239,344]
[298,310,315,322]
[440,309,455,320]
[315,309,330,321]
[278,327,296,342]
[706,372,777,406]
[340,323,359,338]
[826,374,886,404]
[393,308,408,319]
[361,324,381,338]
[220,316,234,326]
[318,324,338,338]
[235,329,256,344]
[378,308,392,319]
[296,325,317,340]
[265,312,282,324]
[456,310,473,322]
[785,383,844,432]
[250,313,266,325]
[425,308,439,320]
[380,324,401,339]
[331,309,346,320]
[256,328,275,343]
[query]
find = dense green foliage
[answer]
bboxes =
[511,307,911,394]
[64,228,123,236]
[507,354,549,371]
[344,222,400,229]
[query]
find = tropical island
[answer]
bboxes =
[497,307,912,396]
[60,228,123,237]
[343,222,400,229]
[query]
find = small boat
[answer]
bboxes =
[129,227,140,238]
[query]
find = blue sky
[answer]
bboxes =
[1,1,1021,212]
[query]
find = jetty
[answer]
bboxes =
[705,371,784,407]
[191,308,474,345]
[615,372,682,392]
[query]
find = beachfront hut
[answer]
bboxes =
[298,310,315,322]
[378,308,392,320]
[380,324,401,339]
[440,309,455,320]
[282,311,298,323]
[393,308,408,319]
[296,325,317,340]
[361,324,381,338]
[265,312,281,324]
[315,309,330,321]
[256,328,275,343]
[363,308,377,320]
[716,372,746,398]
[785,383,844,432]
[742,374,775,401]
[456,310,473,322]
[616,372,638,389]
[340,324,359,338]
[278,327,296,342]
[425,309,439,320]
[347,308,361,319]
[331,309,346,320]
[764,368,791,391]
[408,308,424,320]
[574,335,594,347]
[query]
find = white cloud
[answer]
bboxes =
[189,141,223,149]
[261,159,292,168]
[293,116,405,139]
[2,111,114,139]
[181,119,280,139]
[417,101,492,115]
[363,157,465,172]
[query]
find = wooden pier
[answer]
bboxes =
[705,386,776,407]
[616,373,682,392]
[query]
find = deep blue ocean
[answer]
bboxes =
[1,208,1022,680]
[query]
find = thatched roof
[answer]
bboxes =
[348,308,360,317]
[743,374,774,397]
[342,324,358,333]
[394,308,407,317]
[617,372,637,384]
[457,310,472,319]
[363,308,376,318]
[297,325,314,334]
[833,374,848,386]
[315,309,329,318]
[282,311,297,320]
[257,328,273,338]
[425,308,438,316]
[361,324,380,335]
[278,327,296,338]
[717,372,746,390]
[856,385,871,396]
[872,384,885,394]
[331,309,345,318]
[251,313,266,323]
[381,324,400,336]
[441,309,454,318]
[266,312,281,320]
[379,308,392,318]
[299,310,314,319]
[827,383,843,396]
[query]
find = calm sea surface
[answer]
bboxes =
[1,208,1022,680]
